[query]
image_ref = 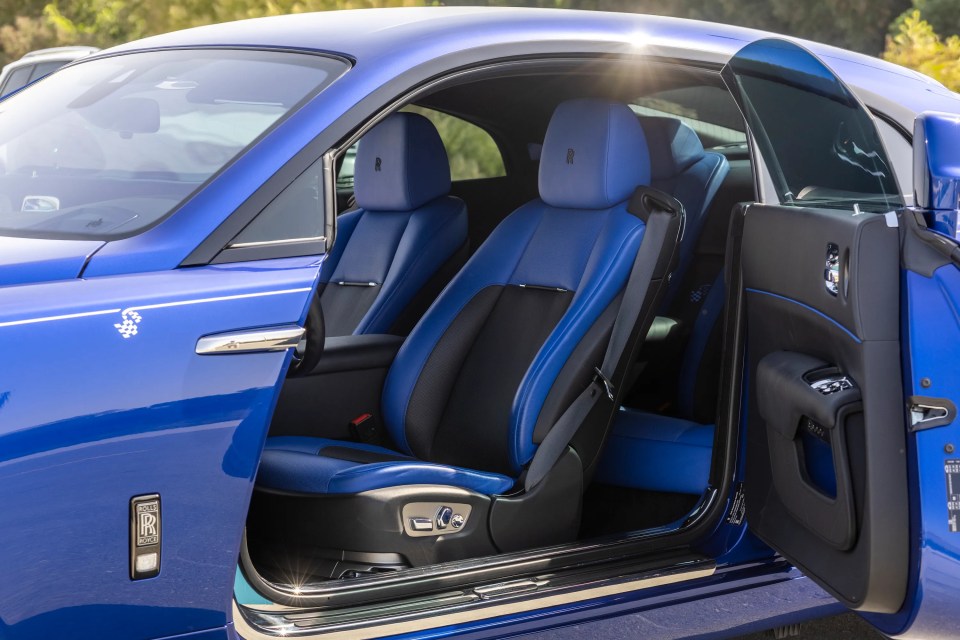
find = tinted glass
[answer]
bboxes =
[723,39,902,213]
[0,49,346,239]
[632,86,747,147]
[231,157,324,246]
[28,60,66,82]
[1,65,33,97]
[336,106,506,190]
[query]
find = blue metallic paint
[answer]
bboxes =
[0,257,321,639]
[867,265,960,639]
[913,112,960,238]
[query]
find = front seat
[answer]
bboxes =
[318,112,468,336]
[250,99,681,576]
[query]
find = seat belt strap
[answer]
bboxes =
[524,188,683,491]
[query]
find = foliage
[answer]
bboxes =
[904,0,960,39]
[884,9,960,91]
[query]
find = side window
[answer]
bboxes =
[230,158,325,246]
[335,106,506,190]
[28,61,66,83]
[874,116,913,205]
[631,86,748,148]
[1,65,34,98]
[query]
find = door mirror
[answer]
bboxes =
[914,111,960,238]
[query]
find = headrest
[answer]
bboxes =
[637,117,706,181]
[354,112,451,212]
[539,99,650,209]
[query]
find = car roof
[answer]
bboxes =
[100,7,958,121]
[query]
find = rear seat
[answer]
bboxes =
[594,281,722,495]
[593,117,729,496]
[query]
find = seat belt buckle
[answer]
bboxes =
[593,367,615,402]
[350,413,377,443]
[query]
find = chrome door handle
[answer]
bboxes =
[195,325,304,355]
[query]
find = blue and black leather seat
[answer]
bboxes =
[250,99,681,574]
[593,280,723,495]
[318,112,468,336]
[637,116,729,306]
[593,118,730,497]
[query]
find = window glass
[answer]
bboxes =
[0,49,346,239]
[402,106,506,181]
[336,106,506,189]
[724,39,902,213]
[28,60,66,83]
[631,86,747,148]
[1,65,33,97]
[231,158,324,246]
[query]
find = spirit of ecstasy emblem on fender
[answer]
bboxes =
[114,310,143,338]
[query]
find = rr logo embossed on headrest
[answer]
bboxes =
[566,148,575,165]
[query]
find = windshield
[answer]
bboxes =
[0,49,346,239]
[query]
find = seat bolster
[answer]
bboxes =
[357,196,468,334]
[660,151,729,306]
[511,205,646,469]
[594,410,715,495]
[258,437,515,495]
[318,208,364,285]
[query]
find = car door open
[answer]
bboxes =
[722,38,910,614]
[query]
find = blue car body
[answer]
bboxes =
[1,8,959,640]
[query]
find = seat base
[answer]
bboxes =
[246,449,585,581]
[248,484,497,578]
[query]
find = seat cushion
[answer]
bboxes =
[594,409,714,495]
[257,437,515,495]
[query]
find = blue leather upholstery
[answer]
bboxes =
[258,437,514,495]
[354,112,451,211]
[260,100,655,497]
[540,99,650,209]
[593,119,729,496]
[638,117,729,306]
[319,112,467,335]
[593,410,714,495]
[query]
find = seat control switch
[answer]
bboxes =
[409,517,433,532]
[436,506,453,529]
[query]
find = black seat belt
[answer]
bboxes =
[524,187,684,491]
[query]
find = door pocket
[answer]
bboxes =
[757,351,862,551]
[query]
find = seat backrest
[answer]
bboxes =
[381,99,654,477]
[319,112,468,336]
[637,117,729,307]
